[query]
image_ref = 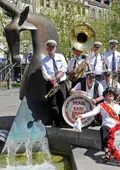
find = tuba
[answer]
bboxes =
[69,60,89,82]
[69,24,96,82]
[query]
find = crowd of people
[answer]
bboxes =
[41,39,120,164]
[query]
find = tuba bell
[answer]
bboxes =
[68,24,96,82]
[69,24,96,52]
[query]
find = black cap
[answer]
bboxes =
[103,87,117,99]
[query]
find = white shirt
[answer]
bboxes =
[42,53,67,82]
[72,81,104,98]
[82,101,120,128]
[101,79,120,94]
[88,53,104,75]
[67,56,87,78]
[104,50,120,71]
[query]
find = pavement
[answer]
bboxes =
[0,88,21,130]
[0,88,120,170]
[71,147,120,170]
[0,88,20,117]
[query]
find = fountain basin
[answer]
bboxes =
[0,152,72,170]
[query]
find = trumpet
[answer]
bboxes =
[45,85,60,99]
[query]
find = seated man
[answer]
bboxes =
[101,69,120,95]
[70,71,104,105]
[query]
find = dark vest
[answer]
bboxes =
[81,79,99,99]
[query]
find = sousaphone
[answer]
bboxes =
[69,24,96,82]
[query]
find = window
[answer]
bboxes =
[21,0,30,4]
[40,0,44,6]
[55,2,58,9]
[104,0,110,5]
[95,0,101,2]
[46,0,50,7]
[98,10,102,19]
[91,8,95,18]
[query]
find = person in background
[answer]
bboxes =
[101,69,120,95]
[42,39,68,127]
[88,42,106,82]
[104,40,120,72]
[79,87,120,163]
[67,47,90,88]
[104,40,120,83]
[28,52,33,62]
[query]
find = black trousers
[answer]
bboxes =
[100,125,110,150]
[46,81,67,125]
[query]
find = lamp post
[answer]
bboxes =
[6,50,12,89]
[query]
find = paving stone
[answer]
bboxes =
[72,147,120,170]
[1,88,120,170]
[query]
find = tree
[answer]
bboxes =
[1,0,120,60]
[40,0,86,60]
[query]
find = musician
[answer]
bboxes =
[88,42,105,82]
[67,47,89,88]
[79,87,120,162]
[42,39,68,127]
[70,71,104,105]
[104,40,120,72]
[101,69,120,94]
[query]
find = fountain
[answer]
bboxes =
[0,1,71,169]
[0,97,56,169]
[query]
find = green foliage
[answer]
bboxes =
[39,0,120,59]
[40,0,86,60]
[0,0,120,60]
[20,31,32,52]
[0,11,9,53]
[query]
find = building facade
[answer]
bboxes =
[22,0,112,19]
[18,0,112,19]
[82,0,111,19]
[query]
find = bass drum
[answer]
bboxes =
[62,94,94,128]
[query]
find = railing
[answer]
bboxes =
[3,63,17,82]
[0,63,17,88]
[0,64,11,83]
[0,61,28,88]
